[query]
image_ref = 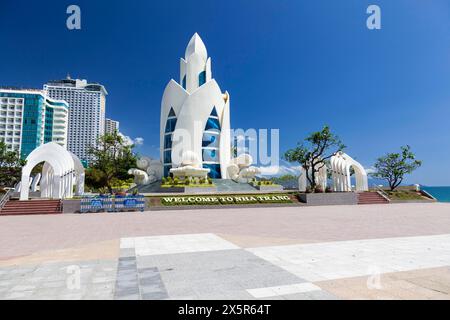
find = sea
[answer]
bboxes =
[421,186,450,203]
[274,177,450,203]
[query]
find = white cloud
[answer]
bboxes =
[258,164,301,176]
[134,137,144,146]
[118,132,144,146]
[365,166,376,175]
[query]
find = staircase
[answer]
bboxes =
[0,200,62,216]
[357,192,389,205]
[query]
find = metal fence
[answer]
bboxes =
[80,195,145,213]
[114,195,145,212]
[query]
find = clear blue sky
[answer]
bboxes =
[1,0,450,185]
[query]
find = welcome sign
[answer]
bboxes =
[161,194,293,206]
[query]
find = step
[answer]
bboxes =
[0,211,61,216]
[1,207,61,211]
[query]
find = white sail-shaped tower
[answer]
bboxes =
[160,33,231,178]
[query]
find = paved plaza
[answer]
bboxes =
[1,203,450,299]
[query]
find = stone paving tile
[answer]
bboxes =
[114,256,139,300]
[316,266,450,300]
[248,234,450,282]
[123,233,240,257]
[0,259,117,300]
[137,267,168,300]
[135,249,304,300]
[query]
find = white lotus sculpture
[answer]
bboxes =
[227,154,260,183]
[128,156,163,185]
[169,151,210,178]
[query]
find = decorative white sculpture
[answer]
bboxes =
[160,33,231,179]
[19,142,85,200]
[30,173,41,192]
[297,152,368,192]
[169,151,210,178]
[227,154,261,183]
[330,152,368,192]
[128,156,163,185]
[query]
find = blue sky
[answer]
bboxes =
[1,0,450,185]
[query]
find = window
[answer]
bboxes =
[205,117,220,132]
[203,164,221,179]
[182,75,186,89]
[199,71,206,86]
[201,107,222,178]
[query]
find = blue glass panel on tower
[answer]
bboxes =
[199,71,206,86]
[202,132,219,148]
[163,165,171,177]
[205,117,221,131]
[164,134,172,149]
[210,106,218,117]
[165,118,177,133]
[203,163,221,179]
[163,150,172,164]
[202,148,219,162]
[168,108,176,117]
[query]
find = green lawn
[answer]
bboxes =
[382,187,432,201]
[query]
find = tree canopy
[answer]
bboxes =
[86,131,137,193]
[283,126,345,192]
[0,141,26,188]
[371,145,422,191]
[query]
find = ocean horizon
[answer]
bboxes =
[421,186,450,203]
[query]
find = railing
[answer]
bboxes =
[371,184,391,202]
[0,188,13,210]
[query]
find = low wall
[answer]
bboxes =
[62,199,81,213]
[254,185,284,192]
[299,192,358,206]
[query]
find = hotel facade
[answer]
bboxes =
[0,88,69,159]
[105,118,120,134]
[44,77,107,163]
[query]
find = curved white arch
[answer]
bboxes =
[20,142,85,200]
[330,152,368,192]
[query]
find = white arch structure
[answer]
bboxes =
[19,142,85,200]
[330,152,368,192]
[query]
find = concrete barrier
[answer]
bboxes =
[299,192,358,206]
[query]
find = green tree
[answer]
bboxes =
[371,145,422,191]
[86,131,137,193]
[283,126,345,192]
[0,141,26,187]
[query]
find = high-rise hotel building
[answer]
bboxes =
[44,77,107,163]
[0,88,69,159]
[105,118,119,134]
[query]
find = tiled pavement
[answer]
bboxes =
[0,232,450,299]
[1,203,450,300]
[0,260,117,299]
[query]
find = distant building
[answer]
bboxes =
[105,118,119,134]
[0,88,69,159]
[44,76,107,163]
